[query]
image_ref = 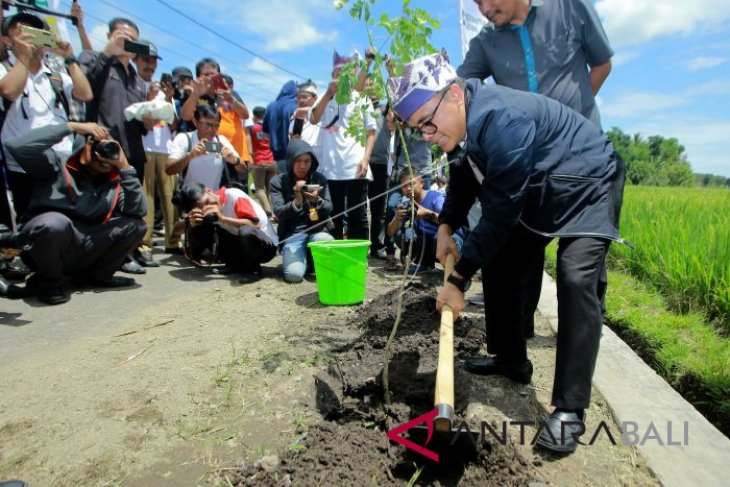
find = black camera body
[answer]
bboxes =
[202,213,219,225]
[92,140,121,160]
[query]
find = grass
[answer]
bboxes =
[545,243,730,435]
[610,186,730,332]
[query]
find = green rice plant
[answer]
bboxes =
[609,186,730,332]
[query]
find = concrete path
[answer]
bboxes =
[537,273,730,487]
[0,252,244,368]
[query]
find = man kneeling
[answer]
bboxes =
[173,183,277,277]
[5,123,147,305]
[269,139,333,283]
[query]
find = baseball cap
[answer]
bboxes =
[1,12,46,36]
[171,66,194,83]
[137,39,162,60]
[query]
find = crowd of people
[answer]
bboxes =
[0,0,626,454]
[0,2,448,305]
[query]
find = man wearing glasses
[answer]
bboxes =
[388,52,625,453]
[166,104,243,191]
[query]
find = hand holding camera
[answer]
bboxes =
[220,146,238,164]
[93,140,130,170]
[189,139,208,159]
[301,184,321,202]
[192,77,211,97]
[104,27,134,57]
[13,30,41,63]
[53,38,73,59]
[70,122,109,141]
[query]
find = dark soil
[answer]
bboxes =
[225,284,541,486]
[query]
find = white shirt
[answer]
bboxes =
[218,187,278,244]
[0,58,74,173]
[169,131,239,190]
[289,106,322,162]
[316,92,377,181]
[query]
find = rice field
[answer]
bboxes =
[609,186,730,332]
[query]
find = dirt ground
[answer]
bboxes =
[0,261,658,486]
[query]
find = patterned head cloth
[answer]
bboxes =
[333,50,360,70]
[387,51,457,122]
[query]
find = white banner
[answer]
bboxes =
[459,0,488,59]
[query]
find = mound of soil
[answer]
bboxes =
[226,284,540,486]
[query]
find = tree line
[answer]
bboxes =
[606,127,729,188]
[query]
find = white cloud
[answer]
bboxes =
[596,0,730,46]
[601,92,688,119]
[611,49,640,67]
[685,56,727,71]
[248,57,278,74]
[181,0,338,53]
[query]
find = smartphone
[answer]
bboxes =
[123,39,150,56]
[301,184,321,193]
[21,25,56,49]
[210,74,227,91]
[292,118,304,136]
[204,141,222,153]
[160,73,173,85]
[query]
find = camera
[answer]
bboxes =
[301,184,321,194]
[0,224,31,251]
[202,213,219,225]
[20,25,56,49]
[123,39,150,56]
[204,141,222,153]
[92,140,121,160]
[399,196,413,212]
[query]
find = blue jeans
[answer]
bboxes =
[281,231,334,283]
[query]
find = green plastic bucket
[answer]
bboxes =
[308,239,370,305]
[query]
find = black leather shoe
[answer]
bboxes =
[38,285,70,305]
[121,259,146,275]
[467,294,485,306]
[536,409,586,453]
[90,276,136,288]
[463,356,533,384]
[135,249,160,267]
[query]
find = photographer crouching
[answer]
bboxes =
[172,183,277,279]
[3,122,147,305]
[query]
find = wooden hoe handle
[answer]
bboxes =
[434,254,456,431]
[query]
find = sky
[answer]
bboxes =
[27,0,730,176]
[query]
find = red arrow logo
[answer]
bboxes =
[386,408,440,462]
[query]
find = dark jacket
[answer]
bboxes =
[263,81,298,160]
[79,50,147,173]
[440,80,625,279]
[270,139,333,244]
[6,124,147,225]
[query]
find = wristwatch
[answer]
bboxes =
[64,55,79,67]
[447,273,471,293]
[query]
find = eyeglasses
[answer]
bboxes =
[410,87,450,137]
[198,121,219,130]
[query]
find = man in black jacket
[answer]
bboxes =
[5,122,147,305]
[270,139,334,283]
[389,52,626,453]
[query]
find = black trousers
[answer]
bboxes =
[327,179,369,240]
[482,225,610,410]
[20,212,146,284]
[217,226,276,272]
[189,224,276,273]
[7,171,34,223]
[368,164,389,251]
[520,251,608,339]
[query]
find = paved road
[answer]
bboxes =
[0,251,256,368]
